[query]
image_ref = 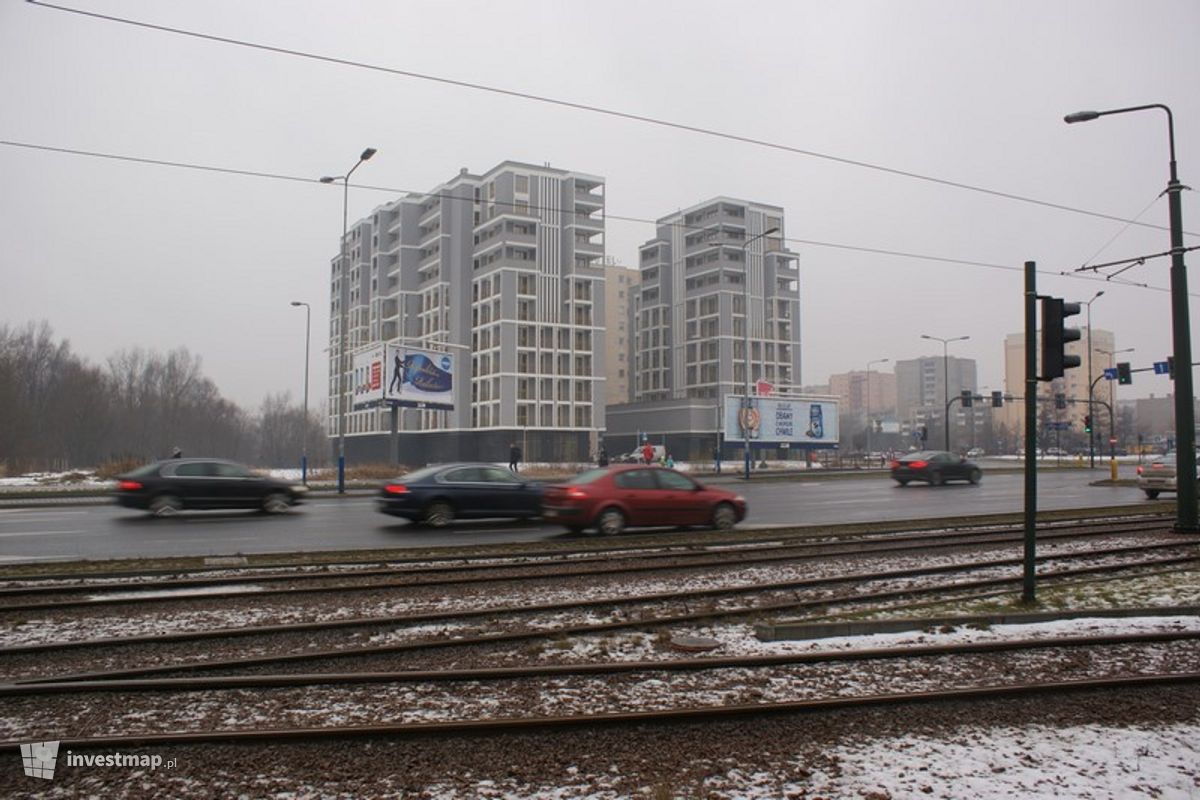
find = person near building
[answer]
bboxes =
[508,442,522,473]
[597,446,608,467]
[641,441,654,464]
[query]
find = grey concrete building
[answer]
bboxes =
[606,197,800,459]
[328,161,607,465]
[895,355,979,450]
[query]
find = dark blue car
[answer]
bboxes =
[377,463,543,527]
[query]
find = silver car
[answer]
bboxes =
[1136,453,1199,499]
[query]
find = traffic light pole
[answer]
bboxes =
[1023,261,1038,604]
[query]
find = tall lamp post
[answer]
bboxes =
[920,334,969,451]
[289,301,311,485]
[865,357,889,458]
[321,147,377,494]
[1066,104,1196,531]
[1083,290,1105,467]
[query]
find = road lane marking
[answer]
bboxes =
[0,530,87,538]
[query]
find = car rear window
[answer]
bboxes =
[566,468,609,485]
[398,466,443,483]
[614,470,658,490]
[126,463,163,478]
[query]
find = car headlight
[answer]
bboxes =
[292,485,309,494]
[734,495,746,503]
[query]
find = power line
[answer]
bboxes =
[24,0,1197,239]
[1,137,1182,296]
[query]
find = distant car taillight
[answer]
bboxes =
[117,480,142,491]
[384,484,409,494]
[1136,466,1144,475]
[908,460,928,469]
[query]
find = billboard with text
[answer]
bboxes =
[723,395,839,447]
[383,344,455,411]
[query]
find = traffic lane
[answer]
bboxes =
[0,474,1160,563]
[745,470,1150,525]
[0,500,565,562]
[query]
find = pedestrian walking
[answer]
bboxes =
[597,446,609,467]
[713,445,721,475]
[508,442,522,473]
[641,441,654,465]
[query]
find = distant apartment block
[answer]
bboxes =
[828,369,897,421]
[633,197,800,402]
[328,161,607,463]
[1000,328,1115,437]
[602,262,639,406]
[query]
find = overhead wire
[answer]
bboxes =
[1,137,1187,297]
[22,0,1199,239]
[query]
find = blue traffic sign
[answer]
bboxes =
[1154,361,1170,375]
[1103,367,1118,380]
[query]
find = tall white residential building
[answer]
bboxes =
[328,161,607,464]
[602,262,639,407]
[633,197,800,403]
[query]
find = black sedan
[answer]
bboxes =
[890,451,982,486]
[114,459,307,516]
[377,463,543,527]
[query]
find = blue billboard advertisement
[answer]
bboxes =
[722,395,839,447]
[382,344,455,411]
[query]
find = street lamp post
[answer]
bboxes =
[920,334,969,451]
[1066,104,1196,531]
[865,358,889,459]
[1083,290,1105,468]
[289,301,311,485]
[321,147,377,494]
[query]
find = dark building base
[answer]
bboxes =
[334,429,596,468]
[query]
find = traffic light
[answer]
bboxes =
[920,425,928,442]
[991,390,1004,408]
[1117,362,1132,385]
[1084,415,1092,433]
[961,390,973,408]
[1055,393,1067,410]
[1168,356,1175,380]
[1041,297,1082,380]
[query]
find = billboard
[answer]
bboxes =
[383,344,455,411]
[723,395,839,447]
[351,346,386,411]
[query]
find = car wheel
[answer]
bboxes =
[596,507,626,536]
[929,471,944,486]
[424,501,455,528]
[1144,490,1160,499]
[711,503,737,531]
[262,492,291,514]
[968,469,982,485]
[149,495,182,517]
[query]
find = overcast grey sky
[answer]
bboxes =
[3,0,1198,411]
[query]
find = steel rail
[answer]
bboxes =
[1,537,1194,659]
[0,519,1173,614]
[2,672,1196,749]
[16,552,1200,684]
[2,629,1196,697]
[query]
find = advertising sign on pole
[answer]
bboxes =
[722,395,839,447]
[383,344,455,411]
[351,346,386,411]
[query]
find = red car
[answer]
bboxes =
[541,465,747,535]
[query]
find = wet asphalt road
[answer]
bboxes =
[0,467,1156,564]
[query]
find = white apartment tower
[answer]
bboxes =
[328,161,607,464]
[634,197,800,402]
